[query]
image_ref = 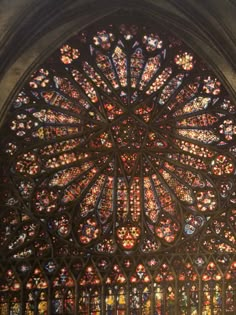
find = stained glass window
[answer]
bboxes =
[0,15,235,314]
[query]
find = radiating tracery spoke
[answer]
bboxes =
[0,19,236,261]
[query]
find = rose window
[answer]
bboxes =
[0,20,235,258]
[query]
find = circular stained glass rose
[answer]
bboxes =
[1,20,236,259]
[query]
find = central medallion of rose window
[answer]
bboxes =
[112,116,146,150]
